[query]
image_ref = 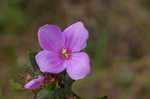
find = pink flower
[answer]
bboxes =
[24,76,44,90]
[36,21,90,80]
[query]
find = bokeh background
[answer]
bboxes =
[1,0,150,99]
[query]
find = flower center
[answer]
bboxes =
[60,48,70,59]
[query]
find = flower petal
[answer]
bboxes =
[24,76,44,90]
[66,52,90,80]
[36,50,65,73]
[63,21,88,52]
[38,24,64,52]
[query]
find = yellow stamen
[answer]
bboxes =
[60,48,70,59]
[62,48,67,54]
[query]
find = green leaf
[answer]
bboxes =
[97,96,108,99]
[45,81,56,90]
[54,88,66,99]
[37,89,54,99]
[54,88,73,99]
[9,80,22,91]
[58,71,75,88]
[29,52,39,70]
[64,73,75,88]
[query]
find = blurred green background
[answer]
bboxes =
[1,0,150,99]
